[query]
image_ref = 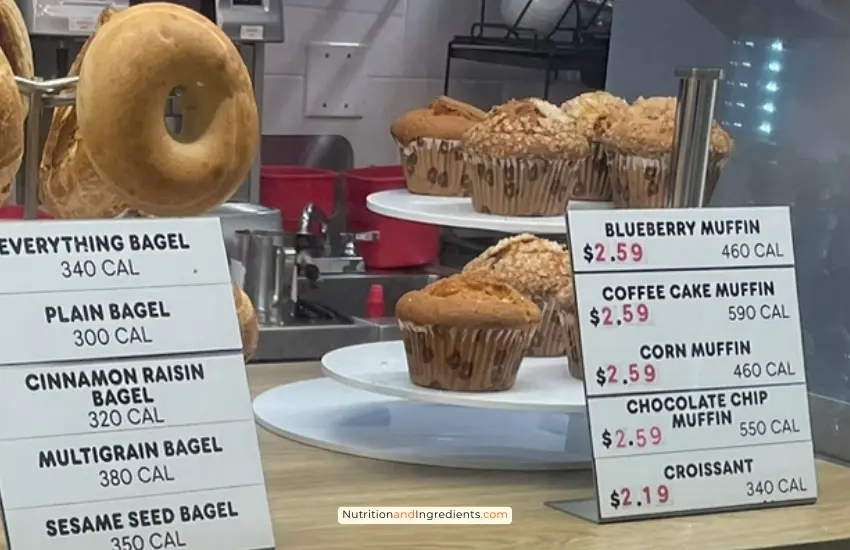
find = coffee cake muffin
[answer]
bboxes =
[601,96,734,208]
[461,98,589,216]
[390,96,486,196]
[560,91,629,201]
[464,234,573,357]
[395,272,541,391]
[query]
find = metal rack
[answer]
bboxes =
[13,75,78,220]
[444,0,613,99]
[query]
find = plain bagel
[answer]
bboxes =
[76,2,259,216]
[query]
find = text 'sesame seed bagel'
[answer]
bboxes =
[76,2,259,216]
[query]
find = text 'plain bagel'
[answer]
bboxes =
[76,3,259,216]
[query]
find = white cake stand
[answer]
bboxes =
[254,194,602,470]
[253,378,591,471]
[321,341,587,413]
[366,190,615,234]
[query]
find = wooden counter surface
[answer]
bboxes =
[250,363,850,550]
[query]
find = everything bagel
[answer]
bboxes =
[76,2,259,216]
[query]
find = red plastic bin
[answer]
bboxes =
[0,206,53,220]
[260,166,337,232]
[344,165,440,269]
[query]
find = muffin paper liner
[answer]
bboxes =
[397,137,470,197]
[569,141,612,202]
[464,153,581,216]
[608,151,729,208]
[564,312,584,380]
[399,320,536,391]
[527,298,570,357]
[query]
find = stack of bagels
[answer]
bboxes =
[0,2,261,358]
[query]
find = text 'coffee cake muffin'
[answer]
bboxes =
[560,91,629,201]
[390,96,486,197]
[464,234,574,357]
[461,98,589,216]
[601,96,734,208]
[395,272,541,391]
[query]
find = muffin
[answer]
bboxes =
[559,283,583,380]
[461,98,589,216]
[560,91,629,201]
[395,272,541,391]
[463,234,573,357]
[601,96,734,208]
[390,96,486,196]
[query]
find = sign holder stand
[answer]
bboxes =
[545,66,813,524]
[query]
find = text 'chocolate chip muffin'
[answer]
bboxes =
[461,98,589,216]
[560,91,629,201]
[601,96,734,208]
[390,96,486,197]
[395,272,541,392]
[463,234,574,358]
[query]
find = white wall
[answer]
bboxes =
[263,0,588,166]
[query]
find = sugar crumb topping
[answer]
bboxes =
[462,98,589,159]
[463,233,573,298]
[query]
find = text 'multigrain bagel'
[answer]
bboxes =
[76,2,259,216]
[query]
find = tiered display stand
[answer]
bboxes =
[253,192,613,471]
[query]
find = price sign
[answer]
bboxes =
[569,206,794,271]
[0,218,275,550]
[550,206,816,524]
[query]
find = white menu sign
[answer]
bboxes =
[0,218,275,550]
[565,206,816,522]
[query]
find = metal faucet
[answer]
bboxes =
[296,203,329,255]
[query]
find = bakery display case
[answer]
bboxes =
[253,69,728,474]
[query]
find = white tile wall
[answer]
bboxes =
[264,0,589,166]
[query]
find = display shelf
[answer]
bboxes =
[367,190,566,233]
[321,341,586,413]
[368,190,615,234]
[253,378,591,471]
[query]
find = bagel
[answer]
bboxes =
[0,0,34,111]
[0,0,32,204]
[233,284,260,361]
[76,3,259,216]
[40,7,129,219]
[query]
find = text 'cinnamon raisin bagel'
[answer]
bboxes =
[76,2,259,216]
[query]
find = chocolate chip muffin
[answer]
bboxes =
[463,234,574,358]
[601,96,734,208]
[395,272,541,391]
[560,91,629,201]
[461,98,589,216]
[390,96,486,197]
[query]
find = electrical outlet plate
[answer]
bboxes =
[304,42,368,118]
